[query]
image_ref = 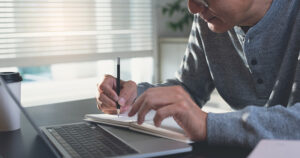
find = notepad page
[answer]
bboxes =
[85,110,184,134]
[130,117,190,143]
[85,110,156,124]
[85,111,190,143]
[145,117,185,134]
[88,114,135,122]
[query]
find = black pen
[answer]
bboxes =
[116,57,120,117]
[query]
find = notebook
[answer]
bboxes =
[84,111,191,143]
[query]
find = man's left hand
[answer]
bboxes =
[128,86,208,141]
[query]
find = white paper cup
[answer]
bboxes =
[0,72,22,131]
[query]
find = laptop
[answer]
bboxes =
[0,77,192,158]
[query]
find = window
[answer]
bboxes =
[0,0,156,106]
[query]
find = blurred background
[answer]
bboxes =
[0,0,231,112]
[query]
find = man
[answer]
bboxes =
[97,0,300,147]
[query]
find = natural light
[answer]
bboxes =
[0,0,155,107]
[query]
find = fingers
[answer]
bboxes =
[99,84,118,102]
[120,105,130,113]
[97,75,137,115]
[97,75,119,113]
[124,94,136,109]
[137,99,153,124]
[98,103,128,114]
[102,108,128,114]
[153,105,179,127]
[98,92,116,108]
[97,103,101,110]
[128,87,177,117]
[134,91,172,124]
[96,87,117,113]
[128,88,171,124]
[96,88,117,113]
[128,92,146,117]
[128,86,191,126]
[102,109,117,115]
[98,75,118,101]
[118,80,137,106]
[98,75,137,107]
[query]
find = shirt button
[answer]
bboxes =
[247,38,250,43]
[251,59,257,65]
[257,78,264,84]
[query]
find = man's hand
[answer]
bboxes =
[96,75,137,114]
[128,86,207,141]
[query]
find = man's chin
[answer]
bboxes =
[207,23,231,33]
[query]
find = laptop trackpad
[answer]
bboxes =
[101,125,192,156]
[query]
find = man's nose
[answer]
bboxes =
[188,0,206,14]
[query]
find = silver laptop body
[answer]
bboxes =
[0,77,192,158]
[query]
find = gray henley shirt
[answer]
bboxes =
[137,0,300,147]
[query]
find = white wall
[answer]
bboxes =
[155,0,192,37]
[159,38,188,82]
[155,1,191,81]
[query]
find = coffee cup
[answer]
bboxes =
[0,72,22,131]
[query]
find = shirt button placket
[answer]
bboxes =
[245,36,266,98]
[257,78,264,84]
[247,38,250,44]
[251,59,257,65]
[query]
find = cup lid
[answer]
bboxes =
[0,72,23,83]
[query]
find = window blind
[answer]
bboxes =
[0,0,154,67]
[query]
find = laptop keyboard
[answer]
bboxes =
[48,123,138,158]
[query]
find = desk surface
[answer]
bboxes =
[0,99,252,158]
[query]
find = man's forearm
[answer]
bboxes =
[206,103,300,148]
[137,78,212,108]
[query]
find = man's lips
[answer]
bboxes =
[204,16,216,22]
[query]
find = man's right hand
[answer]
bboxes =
[96,74,137,114]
